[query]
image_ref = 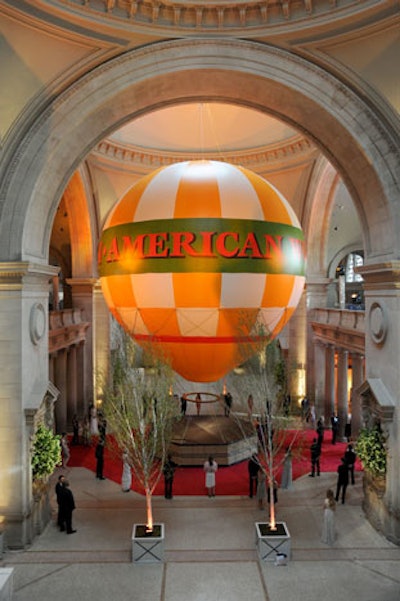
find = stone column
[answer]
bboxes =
[313,340,326,420]
[305,277,331,406]
[0,261,58,549]
[336,348,349,440]
[66,278,96,407]
[76,341,86,418]
[324,344,335,426]
[350,353,364,437]
[67,344,78,428]
[93,282,111,402]
[360,261,400,544]
[54,349,68,433]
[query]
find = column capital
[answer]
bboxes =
[65,277,98,294]
[358,261,400,290]
[0,261,58,289]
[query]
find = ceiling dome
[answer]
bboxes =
[109,102,298,154]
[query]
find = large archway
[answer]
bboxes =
[1,38,399,266]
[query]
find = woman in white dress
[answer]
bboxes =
[321,489,336,545]
[204,456,218,497]
[89,404,99,436]
[121,450,132,492]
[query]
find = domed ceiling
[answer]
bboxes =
[109,102,298,153]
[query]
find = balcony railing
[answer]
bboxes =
[310,308,365,354]
[49,309,90,353]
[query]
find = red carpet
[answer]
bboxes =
[68,428,362,496]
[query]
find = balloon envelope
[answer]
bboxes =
[98,160,305,381]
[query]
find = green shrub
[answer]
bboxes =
[355,426,387,477]
[31,424,61,480]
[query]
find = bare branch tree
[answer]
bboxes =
[230,335,305,530]
[102,330,180,532]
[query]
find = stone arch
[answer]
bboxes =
[62,167,97,278]
[0,38,399,264]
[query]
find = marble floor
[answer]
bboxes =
[2,466,400,601]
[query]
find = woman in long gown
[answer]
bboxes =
[121,450,132,492]
[89,404,99,436]
[280,448,292,489]
[321,489,336,545]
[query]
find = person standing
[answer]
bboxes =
[82,415,90,446]
[195,393,202,416]
[248,454,260,498]
[121,450,132,492]
[61,433,70,468]
[267,477,278,506]
[321,489,336,545]
[335,457,349,504]
[281,447,293,489]
[72,414,80,445]
[95,439,106,480]
[89,403,99,436]
[224,392,232,417]
[316,417,324,447]
[256,468,267,510]
[344,443,357,485]
[180,395,187,417]
[59,480,76,534]
[163,454,178,499]
[309,437,321,477]
[331,414,339,445]
[98,412,107,443]
[204,455,218,497]
[55,474,66,531]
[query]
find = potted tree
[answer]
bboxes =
[231,338,305,562]
[102,330,180,563]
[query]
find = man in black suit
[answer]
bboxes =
[95,440,106,479]
[335,457,349,504]
[344,443,357,485]
[248,454,260,498]
[59,480,77,534]
[309,438,321,477]
[55,474,66,531]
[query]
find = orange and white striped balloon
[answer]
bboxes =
[98,160,305,382]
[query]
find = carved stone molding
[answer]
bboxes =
[356,378,395,434]
[369,301,388,346]
[310,308,365,354]
[30,303,46,345]
[55,0,373,33]
[49,309,90,353]
[93,135,315,169]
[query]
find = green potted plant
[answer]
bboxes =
[31,424,61,497]
[355,425,387,495]
[355,425,386,476]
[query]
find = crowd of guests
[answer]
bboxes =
[55,394,359,549]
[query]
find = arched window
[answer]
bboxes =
[345,252,364,283]
[335,251,364,309]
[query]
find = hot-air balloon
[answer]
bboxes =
[98,160,305,382]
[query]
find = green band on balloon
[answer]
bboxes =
[98,217,305,276]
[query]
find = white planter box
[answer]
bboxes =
[132,523,165,563]
[0,568,13,601]
[255,521,291,562]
